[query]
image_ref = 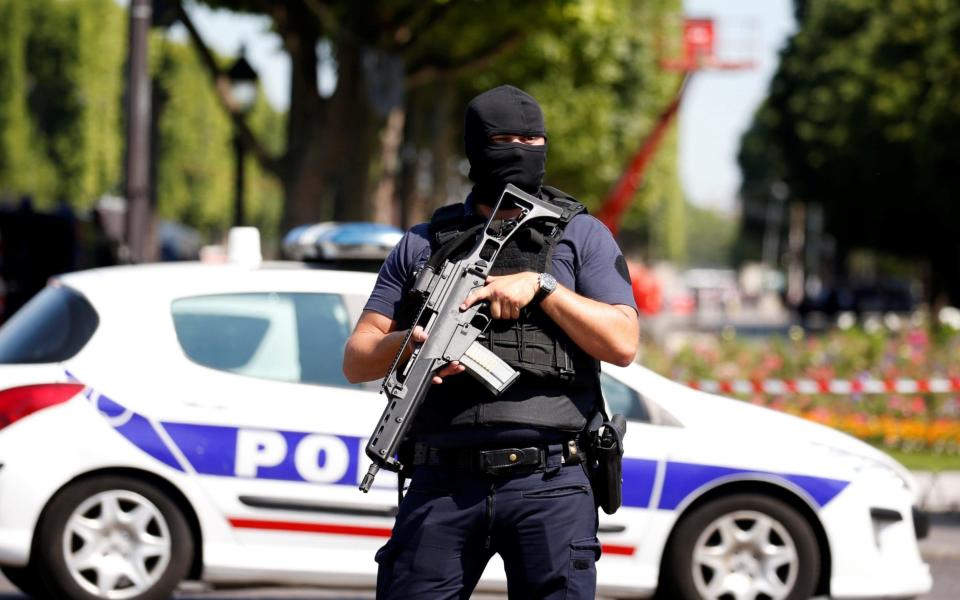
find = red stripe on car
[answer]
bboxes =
[229,518,393,538]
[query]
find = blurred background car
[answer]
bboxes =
[797,278,919,325]
[281,222,403,272]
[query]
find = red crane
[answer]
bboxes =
[596,17,755,315]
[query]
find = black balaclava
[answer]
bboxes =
[464,85,547,205]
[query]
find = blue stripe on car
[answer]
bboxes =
[623,458,659,508]
[112,411,185,472]
[782,473,850,507]
[79,381,848,509]
[84,387,185,472]
[162,422,362,486]
[93,391,128,419]
[161,422,238,477]
[657,460,848,510]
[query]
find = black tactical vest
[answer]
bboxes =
[402,187,602,436]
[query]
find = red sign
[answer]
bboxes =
[683,19,715,63]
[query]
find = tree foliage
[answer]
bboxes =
[152,37,283,236]
[739,0,960,303]
[0,0,685,259]
[685,203,736,267]
[0,0,42,198]
[0,0,124,208]
[195,0,684,258]
[0,0,283,240]
[465,0,686,260]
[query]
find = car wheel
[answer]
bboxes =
[662,494,819,600]
[1,564,44,596]
[35,476,193,600]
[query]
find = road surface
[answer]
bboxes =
[2,515,957,599]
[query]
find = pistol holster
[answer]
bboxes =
[587,413,627,515]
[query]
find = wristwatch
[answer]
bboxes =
[533,272,558,305]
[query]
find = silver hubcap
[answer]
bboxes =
[692,510,799,600]
[62,490,172,599]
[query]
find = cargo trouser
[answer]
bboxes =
[375,444,601,599]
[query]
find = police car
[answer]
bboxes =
[0,232,931,599]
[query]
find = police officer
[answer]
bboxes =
[343,84,639,599]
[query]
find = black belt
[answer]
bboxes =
[411,440,584,475]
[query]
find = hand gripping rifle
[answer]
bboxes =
[359,184,566,492]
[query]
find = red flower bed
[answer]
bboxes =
[640,322,960,455]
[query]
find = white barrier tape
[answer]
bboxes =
[685,377,960,395]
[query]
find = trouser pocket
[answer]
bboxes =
[521,483,590,499]
[564,536,601,600]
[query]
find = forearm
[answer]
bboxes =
[539,285,639,366]
[343,329,409,383]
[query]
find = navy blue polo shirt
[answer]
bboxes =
[366,198,636,318]
[363,196,637,447]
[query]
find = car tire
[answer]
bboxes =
[1,564,44,597]
[34,476,193,600]
[661,494,819,600]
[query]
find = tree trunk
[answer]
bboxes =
[428,78,457,218]
[371,106,405,225]
[395,87,423,228]
[280,8,325,230]
[396,79,457,228]
[329,41,379,222]
[280,32,382,227]
[930,241,960,309]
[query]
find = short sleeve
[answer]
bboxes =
[363,224,432,320]
[553,215,637,312]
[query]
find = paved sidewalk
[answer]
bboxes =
[914,471,960,514]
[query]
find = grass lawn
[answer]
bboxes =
[880,448,960,471]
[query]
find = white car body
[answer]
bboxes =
[0,262,932,598]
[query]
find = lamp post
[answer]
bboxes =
[227,48,257,227]
[762,181,788,269]
[124,0,153,262]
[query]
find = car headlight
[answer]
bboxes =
[813,443,911,491]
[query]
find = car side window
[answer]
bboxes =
[600,372,651,423]
[171,292,357,389]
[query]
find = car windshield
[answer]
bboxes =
[0,285,99,364]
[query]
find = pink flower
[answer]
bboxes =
[909,396,927,416]
[907,329,929,349]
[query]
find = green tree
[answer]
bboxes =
[153,38,234,232]
[0,0,284,240]
[739,0,960,303]
[0,0,684,258]
[189,0,684,260]
[153,36,285,238]
[0,0,125,208]
[23,0,125,208]
[72,0,125,208]
[466,0,686,260]
[685,203,737,267]
[0,0,57,202]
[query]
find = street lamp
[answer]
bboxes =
[227,47,257,227]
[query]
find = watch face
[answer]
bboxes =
[541,273,557,292]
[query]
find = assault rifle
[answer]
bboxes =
[359,184,566,492]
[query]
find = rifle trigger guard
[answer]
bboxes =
[470,310,492,332]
